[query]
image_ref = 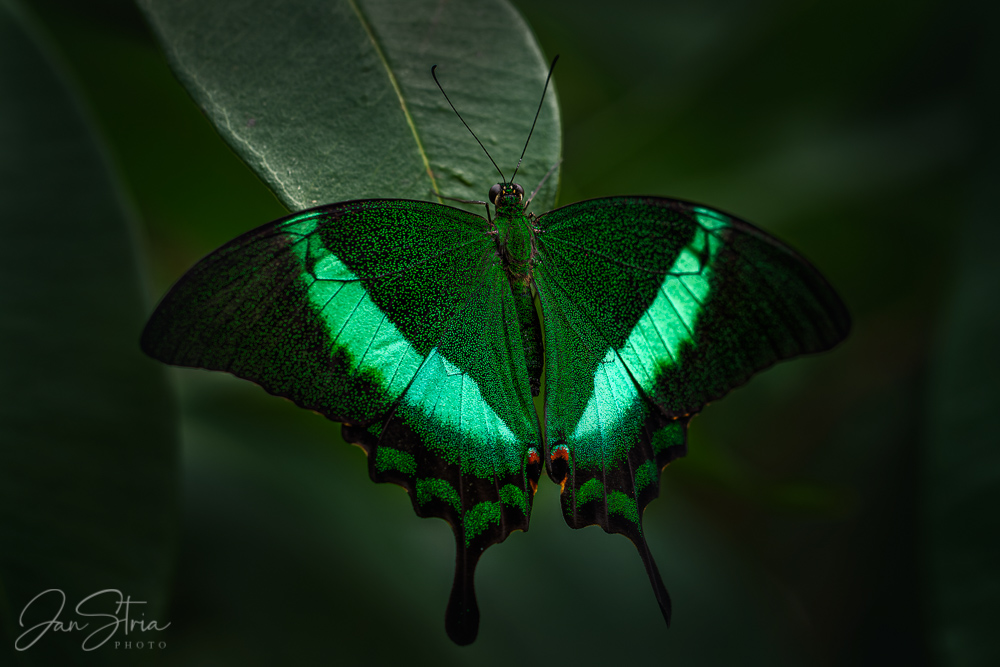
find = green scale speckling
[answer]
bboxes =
[285,204,538,480]
[142,181,850,645]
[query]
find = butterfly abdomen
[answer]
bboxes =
[511,281,542,396]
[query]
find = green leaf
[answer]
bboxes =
[136,0,562,213]
[0,1,177,663]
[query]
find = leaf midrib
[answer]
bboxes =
[347,0,441,202]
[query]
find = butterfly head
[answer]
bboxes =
[489,182,524,208]
[432,57,559,216]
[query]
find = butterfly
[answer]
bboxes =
[141,58,850,645]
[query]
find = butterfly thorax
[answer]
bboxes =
[489,182,536,287]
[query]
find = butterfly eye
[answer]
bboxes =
[513,183,524,198]
[488,183,502,204]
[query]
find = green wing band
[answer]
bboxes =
[142,200,543,645]
[535,196,850,625]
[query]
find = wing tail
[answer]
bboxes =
[446,538,482,645]
[635,531,672,627]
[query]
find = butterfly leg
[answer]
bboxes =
[527,211,542,233]
[432,191,492,224]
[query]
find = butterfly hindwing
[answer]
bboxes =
[142,200,543,644]
[343,259,543,644]
[533,196,850,620]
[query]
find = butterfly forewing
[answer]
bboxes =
[141,199,544,645]
[532,196,850,622]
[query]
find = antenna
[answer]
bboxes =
[510,55,559,184]
[432,65,506,183]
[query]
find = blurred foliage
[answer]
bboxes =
[0,1,177,666]
[1,0,994,665]
[922,3,999,663]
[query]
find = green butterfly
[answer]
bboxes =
[141,59,849,645]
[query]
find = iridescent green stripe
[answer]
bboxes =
[460,486,530,545]
[577,478,604,506]
[286,216,522,478]
[574,480,640,528]
[464,501,500,546]
[375,447,416,475]
[569,349,641,466]
[499,484,528,514]
[286,215,423,405]
[606,491,640,526]
[634,460,658,492]
[651,420,685,455]
[416,478,461,513]
[400,349,521,477]
[619,209,729,391]
[567,210,730,464]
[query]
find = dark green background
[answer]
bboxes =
[2,0,995,665]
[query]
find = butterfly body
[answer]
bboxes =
[486,182,544,395]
